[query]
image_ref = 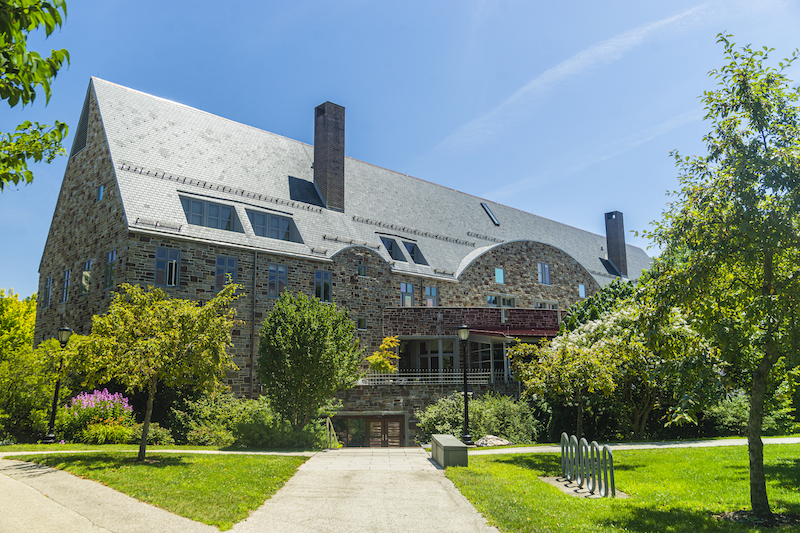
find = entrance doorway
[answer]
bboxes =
[333,415,406,447]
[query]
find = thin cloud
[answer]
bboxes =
[435,4,711,152]
[483,110,701,202]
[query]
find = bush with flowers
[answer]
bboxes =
[56,389,136,443]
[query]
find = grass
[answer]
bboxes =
[8,452,307,530]
[447,444,800,532]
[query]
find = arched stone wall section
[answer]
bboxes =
[452,239,600,310]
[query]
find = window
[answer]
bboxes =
[246,209,302,243]
[215,256,237,290]
[44,277,52,308]
[357,317,367,330]
[104,250,116,290]
[481,202,500,226]
[424,286,438,307]
[538,262,551,285]
[403,242,428,265]
[400,282,414,307]
[155,248,180,287]
[81,260,92,295]
[268,263,287,298]
[487,294,515,307]
[495,268,505,284]
[579,284,586,299]
[381,237,406,262]
[315,270,332,302]
[180,197,244,232]
[61,269,71,303]
[96,185,104,202]
[534,300,559,310]
[357,264,367,277]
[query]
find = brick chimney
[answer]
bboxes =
[605,211,628,277]
[313,102,345,212]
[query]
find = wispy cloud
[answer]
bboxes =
[435,4,711,152]
[483,109,702,202]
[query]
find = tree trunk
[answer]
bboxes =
[137,376,157,462]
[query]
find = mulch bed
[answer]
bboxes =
[714,511,800,529]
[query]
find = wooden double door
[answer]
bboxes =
[366,416,404,447]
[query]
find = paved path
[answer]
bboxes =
[2,437,798,532]
[0,447,498,533]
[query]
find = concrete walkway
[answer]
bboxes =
[2,437,798,532]
[0,447,498,533]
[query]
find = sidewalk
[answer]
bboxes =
[2,437,798,532]
[0,447,498,533]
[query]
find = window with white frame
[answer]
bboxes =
[579,284,586,299]
[400,282,414,307]
[155,248,180,287]
[44,276,52,308]
[61,269,71,303]
[495,268,505,284]
[538,262,551,285]
[104,250,116,290]
[487,294,515,307]
[533,300,558,310]
[180,197,244,232]
[315,270,332,302]
[357,264,367,277]
[215,256,237,290]
[424,286,438,307]
[81,260,92,295]
[268,263,287,298]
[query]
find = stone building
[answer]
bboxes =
[35,78,650,445]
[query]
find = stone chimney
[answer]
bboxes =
[605,211,628,277]
[313,102,345,212]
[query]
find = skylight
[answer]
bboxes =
[403,242,428,265]
[481,203,500,226]
[380,237,406,261]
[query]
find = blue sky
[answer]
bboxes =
[2,0,800,298]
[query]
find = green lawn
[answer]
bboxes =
[447,444,800,533]
[8,452,306,530]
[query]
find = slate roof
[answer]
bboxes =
[88,77,650,286]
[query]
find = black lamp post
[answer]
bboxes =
[44,326,73,444]
[457,324,473,445]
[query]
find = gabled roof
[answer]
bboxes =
[87,77,650,285]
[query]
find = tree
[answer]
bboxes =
[508,337,616,439]
[366,335,400,373]
[1,0,70,191]
[74,283,241,460]
[559,278,634,333]
[643,34,800,518]
[257,291,362,431]
[0,288,36,357]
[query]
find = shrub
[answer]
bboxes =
[130,422,175,446]
[82,423,133,444]
[57,389,135,443]
[415,392,542,445]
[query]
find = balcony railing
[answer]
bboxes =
[359,368,494,385]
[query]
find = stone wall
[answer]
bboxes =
[335,381,521,444]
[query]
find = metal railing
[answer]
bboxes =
[360,368,493,385]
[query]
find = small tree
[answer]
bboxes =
[257,291,362,431]
[643,35,800,517]
[366,336,400,373]
[75,283,240,460]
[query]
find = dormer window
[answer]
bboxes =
[180,197,244,233]
[246,209,302,243]
[381,237,406,262]
[403,242,428,265]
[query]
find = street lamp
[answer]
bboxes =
[44,326,73,444]
[457,324,473,445]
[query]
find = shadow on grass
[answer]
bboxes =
[29,452,190,471]
[491,454,561,475]
[597,506,724,533]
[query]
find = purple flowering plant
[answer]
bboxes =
[57,389,136,442]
